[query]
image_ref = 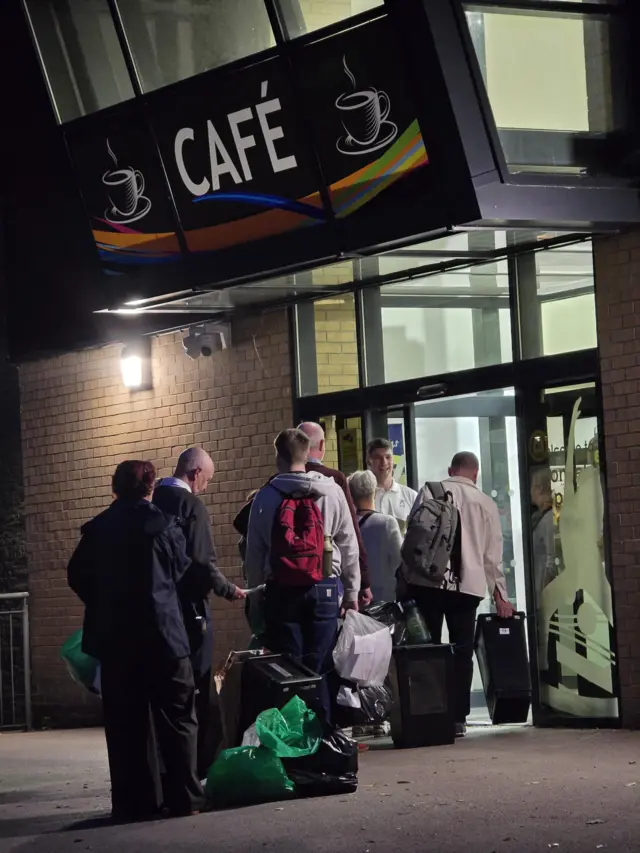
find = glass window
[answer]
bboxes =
[465,6,620,173]
[276,0,383,39]
[314,293,359,394]
[377,261,512,384]
[24,0,134,123]
[118,0,275,92]
[527,384,618,720]
[518,241,597,359]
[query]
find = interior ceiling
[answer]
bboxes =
[98,228,594,318]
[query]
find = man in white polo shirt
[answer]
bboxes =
[367,438,417,533]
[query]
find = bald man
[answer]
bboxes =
[154,447,245,777]
[399,451,513,737]
[298,422,372,605]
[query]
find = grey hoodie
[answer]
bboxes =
[244,471,361,602]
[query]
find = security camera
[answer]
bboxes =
[182,323,231,359]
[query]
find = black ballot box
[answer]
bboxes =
[238,654,323,742]
[474,613,531,725]
[389,643,456,748]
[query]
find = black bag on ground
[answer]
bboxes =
[333,677,393,727]
[361,601,407,646]
[282,728,358,797]
[358,679,393,725]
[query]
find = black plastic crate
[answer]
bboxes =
[389,643,456,748]
[238,654,323,741]
[474,613,531,725]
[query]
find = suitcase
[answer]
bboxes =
[238,654,324,743]
[389,643,456,748]
[474,612,531,724]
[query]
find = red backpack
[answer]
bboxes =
[270,489,325,586]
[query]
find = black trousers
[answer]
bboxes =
[194,667,214,780]
[101,655,204,819]
[409,586,481,724]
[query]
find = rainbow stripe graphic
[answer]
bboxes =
[92,120,428,264]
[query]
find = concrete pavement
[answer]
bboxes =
[0,725,639,853]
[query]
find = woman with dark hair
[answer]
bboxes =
[67,460,203,821]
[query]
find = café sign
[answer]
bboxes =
[63,14,476,280]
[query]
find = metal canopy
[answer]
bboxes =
[99,228,592,319]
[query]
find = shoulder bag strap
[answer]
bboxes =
[358,510,376,530]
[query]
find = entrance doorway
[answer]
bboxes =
[366,389,527,722]
[309,375,618,726]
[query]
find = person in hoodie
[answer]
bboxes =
[244,428,360,721]
[153,446,245,778]
[67,460,203,821]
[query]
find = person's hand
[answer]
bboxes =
[359,587,373,607]
[494,590,515,619]
[341,599,359,617]
[232,587,248,600]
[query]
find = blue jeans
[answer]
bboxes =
[264,577,340,724]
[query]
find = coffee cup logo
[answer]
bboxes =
[335,56,397,156]
[102,139,152,225]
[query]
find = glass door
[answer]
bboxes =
[522,383,619,724]
[369,389,527,723]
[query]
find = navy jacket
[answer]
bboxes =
[67,498,191,663]
[153,483,236,676]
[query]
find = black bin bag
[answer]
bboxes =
[362,601,407,646]
[283,728,358,797]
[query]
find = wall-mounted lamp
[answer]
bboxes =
[120,338,152,391]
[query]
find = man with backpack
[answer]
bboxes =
[400,451,514,737]
[244,428,360,722]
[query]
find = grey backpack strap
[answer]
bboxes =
[426,481,446,500]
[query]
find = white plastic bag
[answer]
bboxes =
[333,610,392,687]
[337,684,362,709]
[241,722,261,747]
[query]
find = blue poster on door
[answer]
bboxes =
[388,423,407,486]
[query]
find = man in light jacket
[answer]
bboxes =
[244,428,360,721]
[400,451,514,737]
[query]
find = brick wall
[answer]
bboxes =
[594,231,640,728]
[0,323,26,594]
[19,311,292,726]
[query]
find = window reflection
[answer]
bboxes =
[518,241,597,359]
[118,0,275,92]
[25,0,134,123]
[276,0,383,39]
[465,6,620,173]
[314,292,359,394]
[378,260,512,384]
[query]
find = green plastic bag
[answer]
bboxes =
[255,696,322,759]
[205,746,294,806]
[60,629,101,694]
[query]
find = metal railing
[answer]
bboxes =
[0,593,32,731]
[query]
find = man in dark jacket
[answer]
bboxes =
[298,422,372,605]
[67,460,203,820]
[153,447,245,778]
